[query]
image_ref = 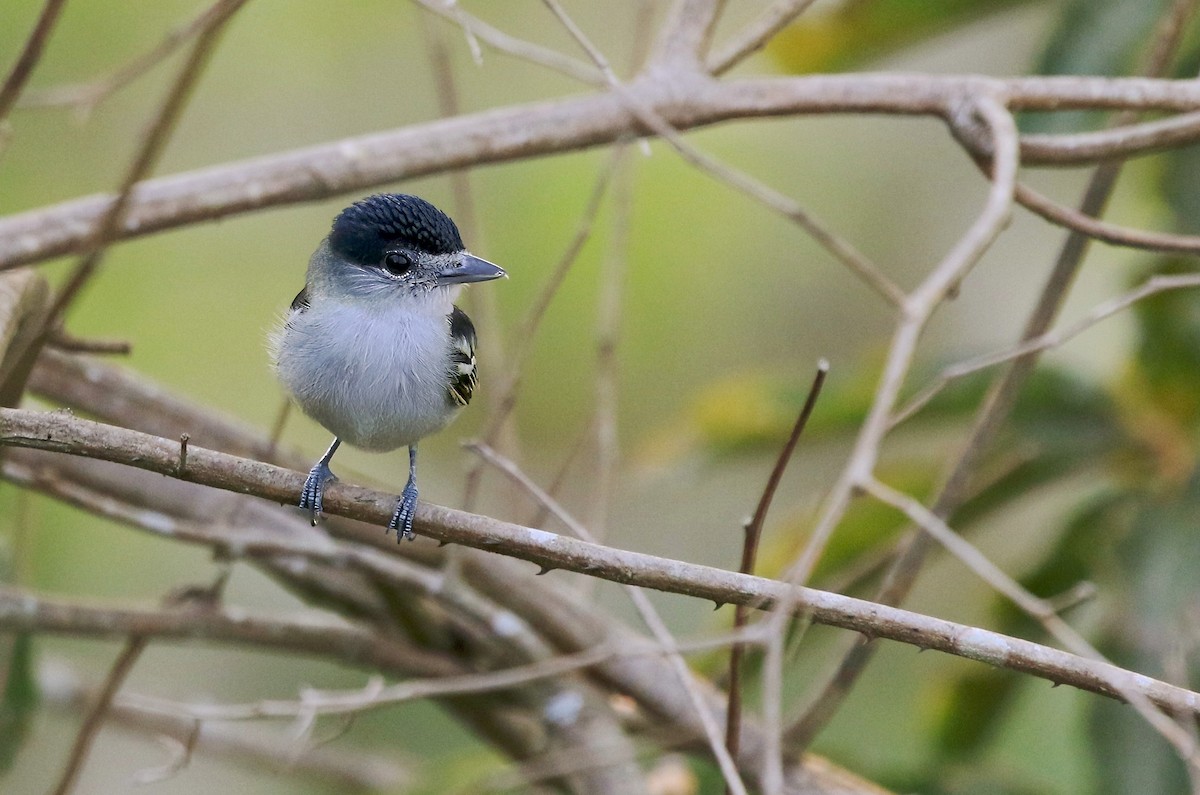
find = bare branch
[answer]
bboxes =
[117,629,759,724]
[0,586,459,678]
[39,667,411,791]
[1,409,1199,719]
[6,74,1200,269]
[861,476,1200,773]
[542,6,905,307]
[1012,180,1200,254]
[1019,111,1200,165]
[652,0,726,70]
[45,329,132,356]
[782,93,1018,589]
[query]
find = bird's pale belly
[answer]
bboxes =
[298,372,458,451]
[274,302,459,451]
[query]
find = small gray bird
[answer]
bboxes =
[272,193,505,540]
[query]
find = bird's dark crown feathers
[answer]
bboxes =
[329,194,464,264]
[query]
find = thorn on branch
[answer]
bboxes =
[178,433,189,476]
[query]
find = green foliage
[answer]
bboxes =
[1127,257,1200,431]
[765,0,1034,74]
[1023,0,1172,132]
[0,633,37,773]
[1087,473,1200,794]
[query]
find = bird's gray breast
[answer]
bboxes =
[274,298,460,451]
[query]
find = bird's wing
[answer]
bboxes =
[290,286,310,312]
[447,305,478,407]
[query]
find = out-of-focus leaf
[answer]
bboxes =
[1124,257,1200,435]
[670,361,976,461]
[922,496,1133,763]
[1087,470,1200,794]
[993,490,1133,638]
[0,633,37,772]
[678,362,1126,589]
[1159,145,1200,237]
[760,460,937,583]
[1022,0,1171,132]
[1158,39,1200,231]
[688,372,810,454]
[682,361,1120,459]
[890,764,1049,795]
[953,368,1128,529]
[1036,0,1167,79]
[1022,0,1169,132]
[766,0,1033,75]
[929,667,1017,759]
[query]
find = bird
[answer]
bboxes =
[271,193,505,540]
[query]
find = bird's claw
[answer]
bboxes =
[388,481,418,541]
[299,461,336,525]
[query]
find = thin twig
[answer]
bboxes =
[410,0,604,85]
[723,360,827,777]
[763,96,1018,774]
[0,0,68,125]
[49,637,148,795]
[590,148,633,546]
[39,668,410,791]
[651,0,727,70]
[0,586,458,677]
[1018,110,1200,165]
[1012,179,1200,254]
[781,94,1018,590]
[466,439,752,795]
[708,0,820,75]
[42,0,247,330]
[894,273,1200,427]
[117,628,762,723]
[44,329,131,356]
[559,0,907,309]
[463,154,619,508]
[18,0,234,116]
[861,475,1200,774]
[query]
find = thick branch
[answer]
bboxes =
[0,407,1198,718]
[0,586,458,677]
[4,74,1200,268]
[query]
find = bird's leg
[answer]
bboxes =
[299,438,341,524]
[388,444,419,541]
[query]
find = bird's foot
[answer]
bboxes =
[299,461,337,525]
[387,481,418,541]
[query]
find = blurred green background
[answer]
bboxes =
[3,1,1199,793]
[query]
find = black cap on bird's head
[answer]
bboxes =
[329,194,464,264]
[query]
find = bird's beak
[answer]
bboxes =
[438,254,506,285]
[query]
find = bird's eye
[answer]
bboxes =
[383,251,413,276]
